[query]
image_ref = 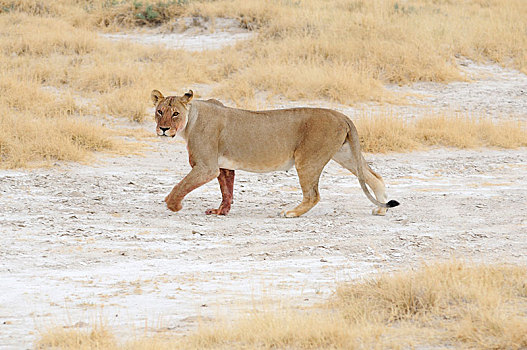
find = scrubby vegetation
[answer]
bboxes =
[37,261,527,349]
[1,0,526,167]
[356,113,527,153]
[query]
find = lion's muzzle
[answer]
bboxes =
[158,127,174,137]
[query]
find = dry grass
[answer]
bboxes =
[0,13,175,167]
[38,325,117,350]
[0,105,117,168]
[90,0,188,29]
[3,0,527,104]
[356,113,527,153]
[1,0,526,168]
[37,261,527,349]
[165,0,527,104]
[0,65,117,168]
[0,13,114,167]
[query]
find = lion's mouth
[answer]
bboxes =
[157,128,176,137]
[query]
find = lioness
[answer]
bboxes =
[151,89,399,217]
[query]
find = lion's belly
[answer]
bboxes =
[218,155,294,173]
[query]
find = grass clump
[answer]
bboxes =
[93,0,188,28]
[38,324,117,350]
[0,67,117,168]
[356,113,527,153]
[0,105,116,169]
[37,261,527,349]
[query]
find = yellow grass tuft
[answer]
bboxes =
[0,106,117,168]
[356,113,527,153]
[38,325,117,350]
[36,261,527,349]
[97,87,151,122]
[415,116,527,149]
[356,114,420,153]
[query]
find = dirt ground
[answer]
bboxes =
[1,31,527,348]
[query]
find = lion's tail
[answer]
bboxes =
[344,118,400,209]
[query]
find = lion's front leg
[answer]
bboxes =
[165,166,219,212]
[206,168,235,215]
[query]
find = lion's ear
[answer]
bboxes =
[151,90,164,106]
[180,90,193,104]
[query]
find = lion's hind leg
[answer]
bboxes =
[283,131,344,217]
[282,164,323,218]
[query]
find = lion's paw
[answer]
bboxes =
[206,207,230,215]
[372,207,387,216]
[280,209,300,218]
[166,201,182,212]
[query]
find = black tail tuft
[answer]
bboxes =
[387,200,400,208]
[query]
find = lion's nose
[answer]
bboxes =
[160,127,170,133]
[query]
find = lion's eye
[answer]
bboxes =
[157,109,162,115]
[172,112,179,118]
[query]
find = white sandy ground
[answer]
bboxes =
[1,143,526,348]
[1,29,527,349]
[100,18,253,51]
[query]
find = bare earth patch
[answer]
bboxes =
[100,18,253,52]
[1,143,526,346]
[383,57,527,120]
[1,42,527,347]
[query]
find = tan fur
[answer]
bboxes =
[151,90,399,217]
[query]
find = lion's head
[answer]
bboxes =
[150,90,193,137]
